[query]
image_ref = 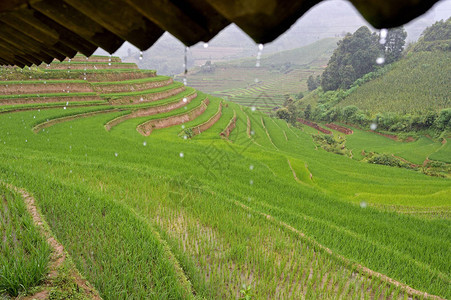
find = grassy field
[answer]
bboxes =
[338,51,451,113]
[0,54,450,299]
[185,39,338,114]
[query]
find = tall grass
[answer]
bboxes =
[0,184,51,296]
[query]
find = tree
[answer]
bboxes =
[276,108,290,122]
[307,75,317,91]
[384,27,407,64]
[321,26,380,91]
[304,104,312,119]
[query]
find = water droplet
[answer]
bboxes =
[179,152,184,158]
[139,51,143,60]
[69,170,72,173]
[249,165,254,170]
[255,62,260,67]
[181,125,185,129]
[249,179,254,185]
[370,123,377,130]
[143,141,147,146]
[251,106,256,112]
[203,42,209,48]
[183,135,188,140]
[258,44,264,51]
[380,29,388,39]
[114,152,118,157]
[247,197,251,202]
[66,101,69,106]
[183,78,187,86]
[376,57,385,65]
[183,97,187,103]
[25,139,27,142]
[140,97,144,102]
[254,78,259,83]
[360,201,367,208]
[63,107,66,110]
[108,62,111,66]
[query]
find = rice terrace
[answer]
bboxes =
[0,0,450,300]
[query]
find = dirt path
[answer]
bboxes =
[6,184,102,300]
[230,197,446,300]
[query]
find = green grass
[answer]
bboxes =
[339,51,451,113]
[0,92,97,99]
[0,184,51,297]
[90,75,171,86]
[0,105,450,298]
[0,56,450,299]
[101,82,183,98]
[0,79,86,85]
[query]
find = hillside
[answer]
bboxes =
[186,38,338,114]
[338,51,451,113]
[0,57,450,299]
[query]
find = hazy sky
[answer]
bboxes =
[95,0,451,57]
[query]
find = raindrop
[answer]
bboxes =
[184,107,187,110]
[250,130,255,136]
[249,165,254,170]
[183,135,188,140]
[249,179,254,185]
[258,44,264,51]
[183,97,187,103]
[181,125,185,129]
[63,107,67,110]
[360,201,367,208]
[108,62,111,66]
[254,78,259,83]
[376,57,385,65]
[183,78,187,86]
[255,62,261,67]
[247,197,251,202]
[114,152,118,157]
[140,97,144,102]
[143,141,147,146]
[139,51,143,60]
[203,42,209,48]
[179,152,184,158]
[370,123,377,130]
[251,106,256,112]
[380,28,388,39]
[25,139,27,142]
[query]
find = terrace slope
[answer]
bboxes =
[0,54,449,300]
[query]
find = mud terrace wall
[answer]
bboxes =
[86,71,155,82]
[297,118,332,134]
[105,92,197,131]
[34,109,123,133]
[0,82,95,95]
[220,110,236,138]
[325,123,353,135]
[110,86,186,104]
[192,102,223,136]
[93,78,173,93]
[0,95,102,106]
[137,98,210,136]
[42,63,138,70]
[64,56,122,63]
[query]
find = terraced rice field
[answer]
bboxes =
[0,55,449,300]
[186,39,338,114]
